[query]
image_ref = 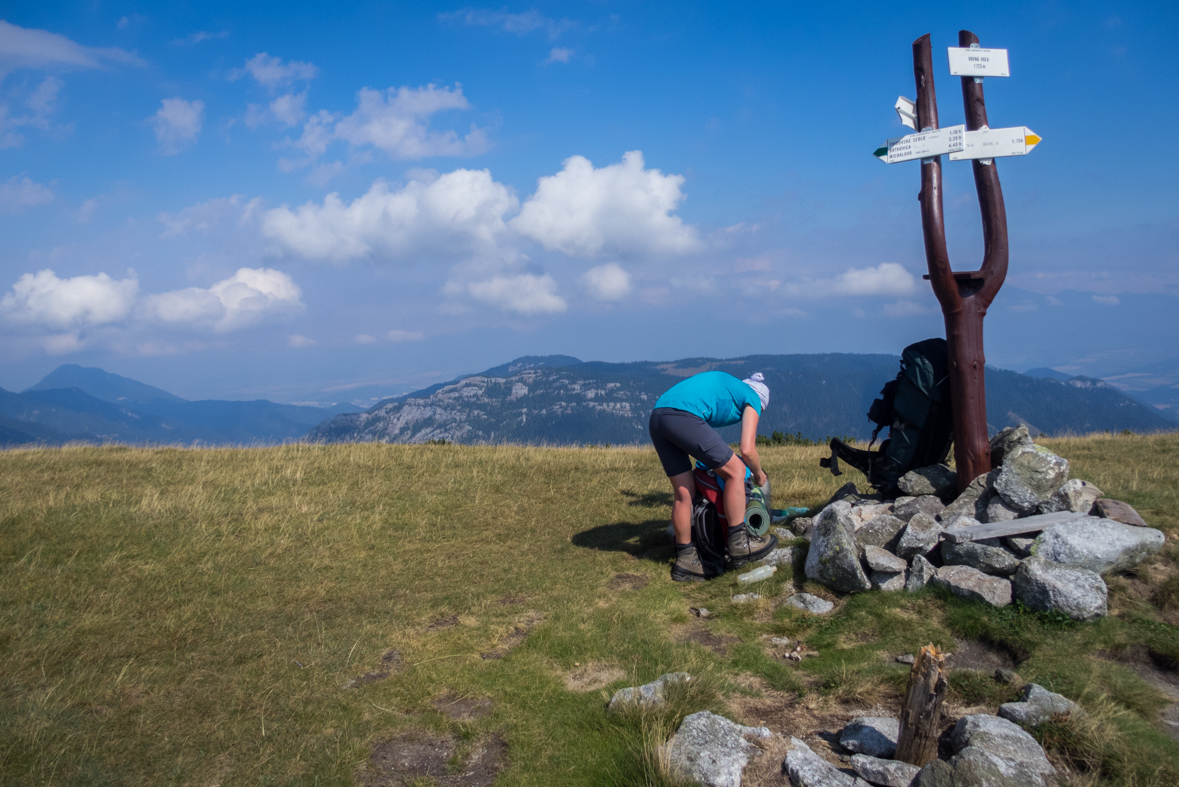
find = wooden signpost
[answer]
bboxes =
[874,31,1041,490]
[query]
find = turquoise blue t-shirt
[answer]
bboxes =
[654,371,762,428]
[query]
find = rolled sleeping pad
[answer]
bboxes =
[744,499,771,536]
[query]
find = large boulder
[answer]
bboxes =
[872,570,907,592]
[949,714,1056,786]
[852,754,920,787]
[805,502,872,593]
[939,471,998,521]
[989,425,1033,466]
[931,565,1012,607]
[906,554,937,592]
[994,444,1069,513]
[849,503,896,529]
[999,683,1084,727]
[940,540,1021,577]
[1013,557,1107,620]
[1033,517,1165,574]
[856,515,907,553]
[784,737,866,787]
[1037,479,1103,515]
[663,711,772,787]
[895,512,943,561]
[898,464,958,500]
[840,716,899,758]
[893,495,945,524]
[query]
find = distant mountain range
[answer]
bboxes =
[310,353,1177,446]
[0,365,358,447]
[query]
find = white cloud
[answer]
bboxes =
[0,20,145,74]
[288,334,316,347]
[512,151,700,259]
[1,269,139,329]
[173,30,230,46]
[546,47,573,64]
[782,262,917,299]
[149,98,204,154]
[158,194,261,236]
[1092,294,1120,306]
[141,268,304,332]
[41,331,85,355]
[439,8,574,39]
[268,92,306,127]
[882,299,931,318]
[354,334,377,344]
[387,329,425,342]
[0,175,54,212]
[261,169,517,263]
[467,273,566,315]
[1,75,66,147]
[579,263,631,301]
[229,52,317,90]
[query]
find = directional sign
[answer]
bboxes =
[947,47,1010,77]
[895,96,918,129]
[948,126,1042,160]
[874,125,964,163]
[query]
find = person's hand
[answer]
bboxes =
[754,470,768,488]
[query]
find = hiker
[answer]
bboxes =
[648,371,777,581]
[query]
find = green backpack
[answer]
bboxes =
[820,338,953,496]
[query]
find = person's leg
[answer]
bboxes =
[716,453,777,566]
[669,470,696,545]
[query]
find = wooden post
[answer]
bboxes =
[912,31,1009,491]
[895,644,949,767]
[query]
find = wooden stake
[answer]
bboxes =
[895,644,949,767]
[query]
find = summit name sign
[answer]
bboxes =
[874,125,964,164]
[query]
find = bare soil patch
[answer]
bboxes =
[427,615,460,632]
[561,661,625,692]
[344,650,403,689]
[480,612,543,660]
[673,622,741,656]
[432,692,492,721]
[946,638,1016,672]
[360,731,506,787]
[607,572,649,591]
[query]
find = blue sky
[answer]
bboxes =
[1,1,1176,405]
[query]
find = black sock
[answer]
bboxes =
[676,542,695,553]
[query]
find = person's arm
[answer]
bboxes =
[739,406,767,487]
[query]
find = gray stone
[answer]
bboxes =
[1034,516,1165,574]
[940,540,1021,577]
[892,495,946,524]
[784,593,835,614]
[864,545,908,573]
[994,444,1069,512]
[898,464,958,500]
[1037,479,1104,515]
[990,425,1033,466]
[663,710,771,787]
[770,636,792,647]
[994,669,1023,687]
[984,495,1021,523]
[939,471,998,521]
[852,754,920,787]
[784,737,865,787]
[1013,557,1107,620]
[896,653,916,664]
[947,714,1056,786]
[896,513,943,561]
[872,570,907,592]
[999,683,1084,727]
[906,554,937,592]
[609,672,692,711]
[761,547,801,567]
[849,503,896,529]
[731,593,761,604]
[931,565,1013,607]
[1004,536,1036,558]
[893,496,916,507]
[805,502,872,593]
[1093,498,1148,527]
[856,515,908,553]
[840,716,899,758]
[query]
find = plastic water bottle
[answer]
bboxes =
[737,564,776,585]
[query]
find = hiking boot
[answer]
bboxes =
[727,527,778,568]
[671,544,708,582]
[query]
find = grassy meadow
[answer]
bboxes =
[2,433,1179,786]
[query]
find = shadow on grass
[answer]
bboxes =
[619,489,673,508]
[572,519,673,562]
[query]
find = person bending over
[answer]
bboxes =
[648,371,777,581]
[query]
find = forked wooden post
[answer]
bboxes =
[913,31,1009,491]
[895,644,949,767]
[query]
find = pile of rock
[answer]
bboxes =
[790,426,1165,620]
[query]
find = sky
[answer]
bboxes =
[1,1,1177,405]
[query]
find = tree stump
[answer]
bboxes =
[895,644,949,767]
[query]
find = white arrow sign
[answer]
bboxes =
[874,125,964,163]
[947,47,1010,77]
[948,126,1042,160]
[895,96,918,129]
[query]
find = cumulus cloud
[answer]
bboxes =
[0,175,54,212]
[285,84,489,169]
[0,20,145,74]
[1,270,139,329]
[158,194,261,236]
[882,299,931,318]
[511,151,701,258]
[781,262,917,299]
[387,329,424,342]
[173,30,230,46]
[140,268,304,332]
[149,97,204,154]
[1,76,66,147]
[353,334,377,344]
[229,52,317,90]
[467,273,566,315]
[261,169,517,263]
[439,8,574,39]
[546,47,573,64]
[580,263,631,301]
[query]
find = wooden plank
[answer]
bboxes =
[940,511,1098,544]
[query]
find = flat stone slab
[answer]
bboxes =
[785,737,868,787]
[931,565,1012,607]
[840,716,899,758]
[783,593,834,614]
[664,711,771,787]
[999,683,1084,727]
[608,672,691,711]
[852,754,920,787]
[1093,498,1147,527]
[864,545,907,573]
[940,510,1088,543]
[1034,517,1165,574]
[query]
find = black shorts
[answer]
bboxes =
[648,407,734,477]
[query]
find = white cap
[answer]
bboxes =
[743,372,770,410]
